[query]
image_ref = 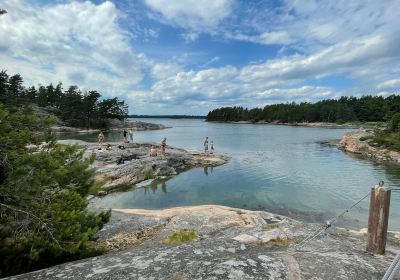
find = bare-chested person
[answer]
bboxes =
[150,146,158,157]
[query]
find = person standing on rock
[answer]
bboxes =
[210,140,214,154]
[204,137,209,155]
[129,129,133,141]
[161,137,167,156]
[98,131,104,148]
[123,129,128,142]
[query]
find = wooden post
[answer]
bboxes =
[366,185,391,254]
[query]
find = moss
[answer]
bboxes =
[262,237,293,248]
[170,274,187,280]
[163,229,197,244]
[261,223,279,231]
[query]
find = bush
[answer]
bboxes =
[389,113,400,132]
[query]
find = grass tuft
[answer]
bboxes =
[143,168,155,180]
[163,229,197,244]
[261,237,293,248]
[261,223,279,231]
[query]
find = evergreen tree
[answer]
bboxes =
[36,85,48,107]
[82,90,100,128]
[8,74,24,98]
[0,105,110,277]
[25,86,37,101]
[0,70,9,100]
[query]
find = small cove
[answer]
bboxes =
[59,119,400,230]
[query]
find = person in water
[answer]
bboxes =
[161,137,167,156]
[204,137,209,155]
[210,140,214,154]
[97,131,104,148]
[150,146,157,157]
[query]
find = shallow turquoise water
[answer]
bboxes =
[59,119,400,230]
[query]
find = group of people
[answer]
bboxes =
[97,130,216,158]
[97,129,134,150]
[203,137,214,155]
[123,129,134,142]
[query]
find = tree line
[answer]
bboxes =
[0,70,127,128]
[206,95,400,123]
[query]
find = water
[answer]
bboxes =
[59,119,400,230]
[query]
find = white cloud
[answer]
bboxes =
[0,0,144,96]
[181,32,200,43]
[227,31,293,45]
[145,0,400,49]
[151,63,182,79]
[144,0,232,30]
[377,79,400,90]
[281,0,399,50]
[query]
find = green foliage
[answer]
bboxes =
[370,114,400,151]
[0,69,127,129]
[89,179,107,195]
[163,229,197,244]
[0,106,110,277]
[206,95,400,123]
[389,113,400,132]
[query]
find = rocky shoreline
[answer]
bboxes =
[7,205,400,279]
[214,120,369,129]
[338,130,400,164]
[58,140,228,195]
[52,120,167,133]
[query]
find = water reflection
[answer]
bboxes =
[143,180,168,194]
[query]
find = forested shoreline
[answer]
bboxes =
[0,70,127,129]
[206,96,400,123]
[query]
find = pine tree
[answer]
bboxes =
[0,105,110,277]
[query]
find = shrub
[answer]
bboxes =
[389,113,400,132]
[163,229,197,244]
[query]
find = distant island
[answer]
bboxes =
[129,114,206,119]
[206,95,400,124]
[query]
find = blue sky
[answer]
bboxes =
[1,0,400,114]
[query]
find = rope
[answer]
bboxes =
[293,191,371,250]
[382,252,400,280]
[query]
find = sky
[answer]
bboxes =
[1,0,400,115]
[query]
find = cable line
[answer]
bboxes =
[293,190,371,250]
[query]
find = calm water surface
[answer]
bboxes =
[59,119,400,230]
